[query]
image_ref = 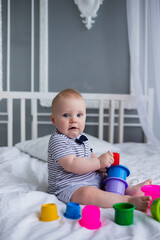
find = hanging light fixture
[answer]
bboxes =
[74,0,104,30]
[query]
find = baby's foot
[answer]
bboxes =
[126,179,152,196]
[128,195,151,212]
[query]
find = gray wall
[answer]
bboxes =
[3,0,130,93]
[50,0,130,93]
[0,0,144,145]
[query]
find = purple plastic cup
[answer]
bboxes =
[104,177,128,195]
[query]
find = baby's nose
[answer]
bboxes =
[70,116,77,122]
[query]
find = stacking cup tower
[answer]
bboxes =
[104,153,130,195]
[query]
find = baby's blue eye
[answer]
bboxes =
[63,113,69,117]
[77,113,82,117]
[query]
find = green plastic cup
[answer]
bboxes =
[150,198,160,222]
[113,203,135,226]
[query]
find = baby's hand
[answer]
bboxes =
[98,151,114,169]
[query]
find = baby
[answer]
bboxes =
[48,88,151,212]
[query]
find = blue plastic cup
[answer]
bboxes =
[64,202,81,219]
[107,165,130,180]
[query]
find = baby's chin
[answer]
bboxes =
[66,130,82,139]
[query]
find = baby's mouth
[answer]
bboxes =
[69,127,77,130]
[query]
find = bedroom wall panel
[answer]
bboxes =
[2,0,129,93]
[0,0,144,146]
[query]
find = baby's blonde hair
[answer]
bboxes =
[52,88,84,113]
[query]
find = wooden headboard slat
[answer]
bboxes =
[0,91,153,146]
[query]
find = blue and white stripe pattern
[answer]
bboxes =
[48,130,102,195]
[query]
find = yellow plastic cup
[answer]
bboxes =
[150,198,160,222]
[40,203,59,222]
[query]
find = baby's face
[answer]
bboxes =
[51,96,86,139]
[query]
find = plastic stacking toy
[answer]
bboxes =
[79,205,102,230]
[113,203,135,226]
[64,202,81,220]
[112,152,120,166]
[104,177,128,195]
[107,165,130,181]
[40,203,59,222]
[150,198,160,222]
[141,185,160,208]
[105,160,130,195]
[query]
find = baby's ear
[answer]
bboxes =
[50,114,55,125]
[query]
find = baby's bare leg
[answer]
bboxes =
[125,179,152,196]
[70,186,151,212]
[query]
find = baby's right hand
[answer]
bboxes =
[98,151,114,169]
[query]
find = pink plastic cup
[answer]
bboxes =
[79,205,101,230]
[141,185,160,208]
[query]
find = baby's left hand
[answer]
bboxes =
[98,151,114,169]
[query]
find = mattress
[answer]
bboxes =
[0,138,160,240]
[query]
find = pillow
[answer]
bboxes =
[15,135,50,162]
[15,133,120,162]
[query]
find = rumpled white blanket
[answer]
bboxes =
[1,143,160,240]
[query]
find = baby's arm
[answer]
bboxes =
[58,151,114,174]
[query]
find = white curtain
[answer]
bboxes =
[39,0,49,106]
[126,0,160,144]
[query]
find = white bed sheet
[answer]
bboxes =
[0,143,160,240]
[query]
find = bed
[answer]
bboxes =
[0,90,160,240]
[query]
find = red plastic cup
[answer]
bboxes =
[79,205,101,230]
[112,153,120,166]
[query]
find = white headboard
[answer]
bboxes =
[0,90,153,146]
